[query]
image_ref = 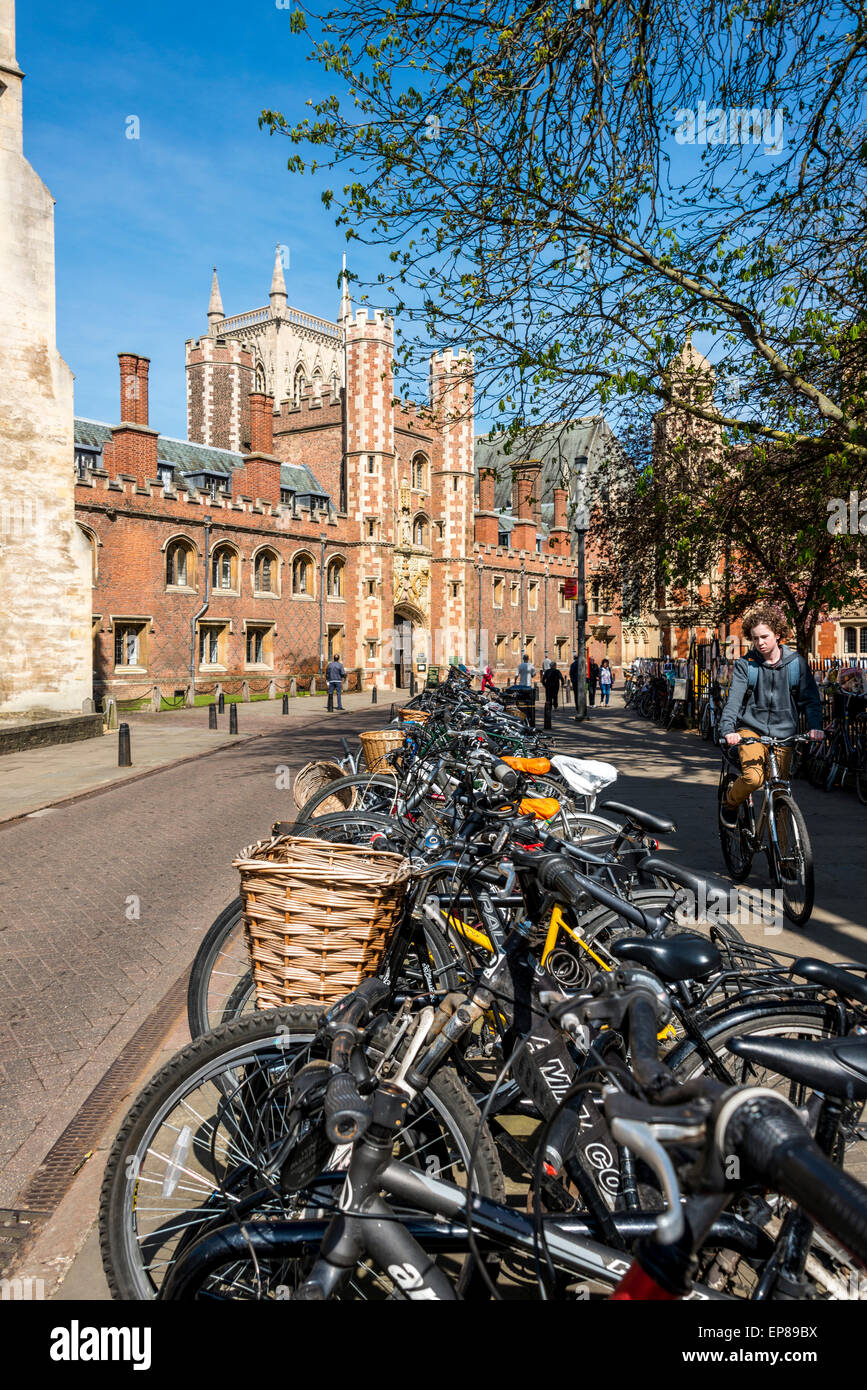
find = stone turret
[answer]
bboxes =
[207,267,224,333]
[270,245,288,317]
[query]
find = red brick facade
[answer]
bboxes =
[75,321,625,700]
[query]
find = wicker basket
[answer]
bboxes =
[234,835,412,1008]
[397,707,430,726]
[292,759,355,817]
[359,728,406,772]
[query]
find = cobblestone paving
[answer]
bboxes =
[0,705,389,1206]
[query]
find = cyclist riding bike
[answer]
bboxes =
[718,603,824,829]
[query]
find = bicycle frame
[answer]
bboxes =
[161,1140,767,1301]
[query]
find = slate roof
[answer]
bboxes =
[74,419,328,500]
[474,417,624,512]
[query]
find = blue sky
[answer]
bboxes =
[18,0,362,437]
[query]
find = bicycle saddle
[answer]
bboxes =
[599,802,676,835]
[609,932,722,982]
[726,1034,867,1103]
[791,958,867,1011]
[639,857,731,919]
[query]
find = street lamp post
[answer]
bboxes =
[574,455,589,722]
[543,559,549,664]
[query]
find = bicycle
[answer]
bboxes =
[718,733,814,926]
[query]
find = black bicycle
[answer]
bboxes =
[718,734,814,926]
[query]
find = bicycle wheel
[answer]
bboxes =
[772,792,814,926]
[187,898,248,1038]
[717,775,753,882]
[857,747,867,807]
[100,1009,504,1300]
[294,773,399,824]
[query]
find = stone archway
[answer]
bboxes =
[393,602,426,689]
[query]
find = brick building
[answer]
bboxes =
[74,261,655,701]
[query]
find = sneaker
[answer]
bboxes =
[719,801,740,830]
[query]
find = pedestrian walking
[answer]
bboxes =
[569,652,582,711]
[598,658,613,706]
[541,661,564,710]
[325,655,345,710]
[588,657,599,707]
[481,664,495,693]
[516,653,536,688]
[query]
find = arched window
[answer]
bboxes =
[254,363,266,393]
[844,626,857,655]
[211,543,239,592]
[413,515,429,547]
[293,364,307,405]
[411,454,429,490]
[166,538,196,588]
[292,552,314,596]
[330,370,339,396]
[254,547,280,595]
[326,558,345,598]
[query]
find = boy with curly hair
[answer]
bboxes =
[717,604,824,827]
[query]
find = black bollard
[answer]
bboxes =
[371,686,377,704]
[208,703,218,730]
[118,722,132,767]
[410,673,416,697]
[218,692,225,713]
[282,693,289,714]
[229,702,238,734]
[543,701,552,730]
[327,688,334,713]
[389,702,397,723]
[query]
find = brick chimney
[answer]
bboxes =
[235,393,281,506]
[548,485,571,555]
[474,466,498,546]
[510,460,541,553]
[111,353,159,486]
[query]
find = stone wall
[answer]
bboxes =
[0,2,91,716]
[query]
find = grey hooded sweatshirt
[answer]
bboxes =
[718,645,822,741]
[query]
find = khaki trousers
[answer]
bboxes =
[724,727,792,808]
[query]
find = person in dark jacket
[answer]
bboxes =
[569,653,582,711]
[325,656,345,711]
[541,661,564,710]
[587,657,599,707]
[718,605,824,826]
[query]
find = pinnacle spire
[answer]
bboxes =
[207,267,224,331]
[270,245,288,313]
[339,251,351,326]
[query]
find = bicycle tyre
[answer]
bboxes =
[99,1009,504,1300]
[772,792,815,927]
[857,750,867,807]
[294,773,400,824]
[717,775,753,882]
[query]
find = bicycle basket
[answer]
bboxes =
[234,836,412,1007]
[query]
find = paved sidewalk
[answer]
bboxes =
[4,692,864,1300]
[0,692,378,824]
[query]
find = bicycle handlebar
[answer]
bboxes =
[721,1092,867,1267]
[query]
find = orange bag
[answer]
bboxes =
[519,796,560,820]
[503,756,551,775]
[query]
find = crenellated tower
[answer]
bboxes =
[429,347,475,664]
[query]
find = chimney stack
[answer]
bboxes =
[474,466,499,546]
[510,460,542,553]
[548,485,571,555]
[237,393,281,506]
[111,352,158,486]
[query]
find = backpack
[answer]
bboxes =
[744,655,802,699]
